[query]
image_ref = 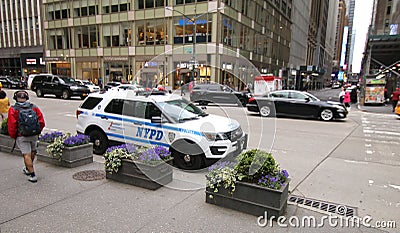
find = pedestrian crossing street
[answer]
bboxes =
[361,112,400,166]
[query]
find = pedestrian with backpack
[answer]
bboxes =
[8,91,45,183]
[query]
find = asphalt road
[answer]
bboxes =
[2,88,399,231]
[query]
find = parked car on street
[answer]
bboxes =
[246,90,348,121]
[27,73,52,90]
[0,76,25,89]
[190,83,251,106]
[111,84,145,92]
[76,90,247,170]
[104,81,121,90]
[75,79,100,93]
[33,75,90,99]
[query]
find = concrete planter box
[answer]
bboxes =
[206,180,289,217]
[0,134,21,155]
[37,141,93,168]
[106,158,173,190]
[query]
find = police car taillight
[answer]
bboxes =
[76,110,83,119]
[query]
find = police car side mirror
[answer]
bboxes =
[151,116,163,124]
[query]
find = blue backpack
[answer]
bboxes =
[15,104,41,136]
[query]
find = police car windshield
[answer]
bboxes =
[158,99,206,122]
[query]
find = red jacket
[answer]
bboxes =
[7,103,45,139]
[392,91,400,101]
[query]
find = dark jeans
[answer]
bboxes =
[392,100,398,111]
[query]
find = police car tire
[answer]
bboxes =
[89,130,108,155]
[173,151,203,170]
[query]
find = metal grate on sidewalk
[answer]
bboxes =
[288,195,357,217]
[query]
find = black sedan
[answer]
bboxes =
[0,76,26,89]
[247,90,348,121]
[190,83,251,106]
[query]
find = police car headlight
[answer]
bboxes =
[70,86,79,91]
[203,132,228,141]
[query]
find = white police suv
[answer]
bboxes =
[76,90,247,170]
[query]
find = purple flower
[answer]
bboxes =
[39,131,64,143]
[154,146,171,159]
[64,134,90,147]
[139,148,161,163]
[281,170,289,178]
[106,144,136,153]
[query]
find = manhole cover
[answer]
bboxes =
[73,170,105,181]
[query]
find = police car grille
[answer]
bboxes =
[226,128,242,142]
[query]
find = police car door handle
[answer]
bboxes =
[101,116,108,120]
[134,122,142,125]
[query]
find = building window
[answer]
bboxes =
[222,17,233,46]
[137,19,168,45]
[173,14,212,44]
[49,28,71,49]
[103,0,130,13]
[103,24,125,47]
[387,6,391,15]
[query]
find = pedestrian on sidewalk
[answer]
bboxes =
[7,91,45,183]
[391,87,400,112]
[339,87,345,104]
[344,90,351,109]
[0,83,10,120]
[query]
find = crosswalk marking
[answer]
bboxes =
[360,112,400,166]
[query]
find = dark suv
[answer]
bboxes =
[32,75,90,99]
[190,83,251,106]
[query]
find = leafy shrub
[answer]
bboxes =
[104,144,172,173]
[1,118,8,135]
[206,149,289,196]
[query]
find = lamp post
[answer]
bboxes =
[165,6,224,81]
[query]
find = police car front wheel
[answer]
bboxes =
[173,151,203,170]
[88,130,108,155]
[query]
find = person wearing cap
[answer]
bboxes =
[391,87,400,112]
[8,91,45,183]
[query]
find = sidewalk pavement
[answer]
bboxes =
[0,151,384,232]
[357,103,394,115]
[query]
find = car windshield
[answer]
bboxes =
[60,77,77,84]
[157,98,207,122]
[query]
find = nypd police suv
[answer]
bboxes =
[76,89,247,170]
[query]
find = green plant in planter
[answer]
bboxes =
[104,144,172,173]
[206,149,289,198]
[1,118,8,135]
[43,132,90,160]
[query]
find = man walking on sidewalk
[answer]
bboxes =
[8,91,45,183]
[391,88,400,112]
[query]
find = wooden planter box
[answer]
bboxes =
[206,180,289,217]
[0,134,21,155]
[106,158,173,190]
[37,142,93,168]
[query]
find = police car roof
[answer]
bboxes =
[90,89,181,102]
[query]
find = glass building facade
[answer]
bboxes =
[43,0,292,90]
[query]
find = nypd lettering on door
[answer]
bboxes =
[136,127,163,140]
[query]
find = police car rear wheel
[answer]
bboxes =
[89,130,108,155]
[173,152,203,170]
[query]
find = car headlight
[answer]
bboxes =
[203,132,228,141]
[70,86,79,91]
